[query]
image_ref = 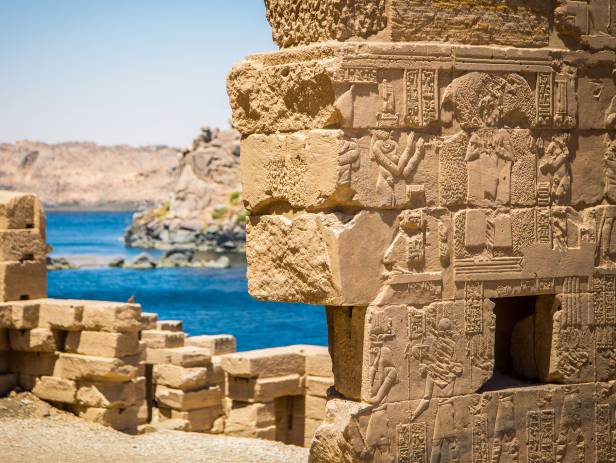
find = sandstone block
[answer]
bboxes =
[76,405,139,433]
[0,230,46,263]
[9,328,56,352]
[246,212,395,305]
[8,301,40,329]
[66,331,139,358]
[0,261,46,302]
[159,405,223,432]
[299,345,332,378]
[139,312,158,330]
[10,351,58,376]
[220,345,306,378]
[155,385,221,411]
[304,417,321,448]
[76,380,137,409]
[151,418,190,431]
[156,320,183,332]
[146,345,211,367]
[208,356,225,387]
[224,421,276,440]
[0,192,43,231]
[17,373,37,391]
[57,353,138,383]
[32,376,77,404]
[37,299,84,331]
[185,334,236,355]
[134,376,146,402]
[81,302,141,333]
[136,401,148,426]
[141,330,185,349]
[227,374,303,402]
[0,373,17,396]
[226,401,275,429]
[305,376,333,398]
[305,394,327,421]
[153,364,208,391]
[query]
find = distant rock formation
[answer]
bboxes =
[0,141,179,210]
[124,127,246,253]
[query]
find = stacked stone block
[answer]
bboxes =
[1,298,144,433]
[228,1,616,461]
[0,191,47,302]
[143,323,226,433]
[221,345,333,447]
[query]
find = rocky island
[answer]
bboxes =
[124,127,246,254]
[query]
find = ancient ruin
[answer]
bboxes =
[228,1,616,461]
[0,191,332,444]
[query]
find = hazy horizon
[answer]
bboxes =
[0,1,276,147]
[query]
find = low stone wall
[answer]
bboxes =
[0,298,145,433]
[0,190,332,447]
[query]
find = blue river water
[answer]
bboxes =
[46,211,328,351]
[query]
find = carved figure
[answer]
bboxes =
[491,393,519,463]
[364,313,398,463]
[370,131,425,207]
[383,210,424,276]
[555,388,585,463]
[605,97,616,204]
[465,129,514,206]
[338,138,360,185]
[540,133,571,205]
[410,318,463,422]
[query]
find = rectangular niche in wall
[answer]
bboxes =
[483,295,557,390]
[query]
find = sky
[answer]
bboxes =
[0,0,276,147]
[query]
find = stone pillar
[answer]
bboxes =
[228,1,616,461]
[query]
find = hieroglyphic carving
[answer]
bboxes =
[540,133,572,205]
[537,72,554,127]
[594,403,612,463]
[555,387,585,463]
[338,138,360,185]
[370,131,425,207]
[404,68,438,128]
[527,409,556,463]
[469,396,490,463]
[377,78,400,128]
[492,393,519,463]
[536,208,552,245]
[398,423,411,463]
[410,423,427,463]
[335,67,378,84]
[464,282,483,335]
[383,210,425,276]
[554,74,575,129]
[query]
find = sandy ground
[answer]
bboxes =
[0,393,309,463]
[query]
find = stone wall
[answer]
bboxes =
[229,1,616,462]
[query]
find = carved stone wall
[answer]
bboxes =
[229,1,616,462]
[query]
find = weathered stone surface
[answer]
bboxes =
[153,364,209,391]
[141,330,185,349]
[247,212,395,305]
[155,385,221,411]
[56,353,139,383]
[232,0,616,457]
[10,351,58,377]
[159,405,223,432]
[65,331,140,358]
[75,405,139,432]
[9,328,56,352]
[226,374,303,402]
[221,346,305,378]
[81,302,141,333]
[146,346,211,367]
[0,373,17,396]
[0,230,46,263]
[32,376,77,404]
[185,334,236,355]
[305,376,333,399]
[156,320,183,332]
[139,312,158,330]
[37,299,84,331]
[0,261,47,303]
[0,191,44,232]
[76,380,136,409]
